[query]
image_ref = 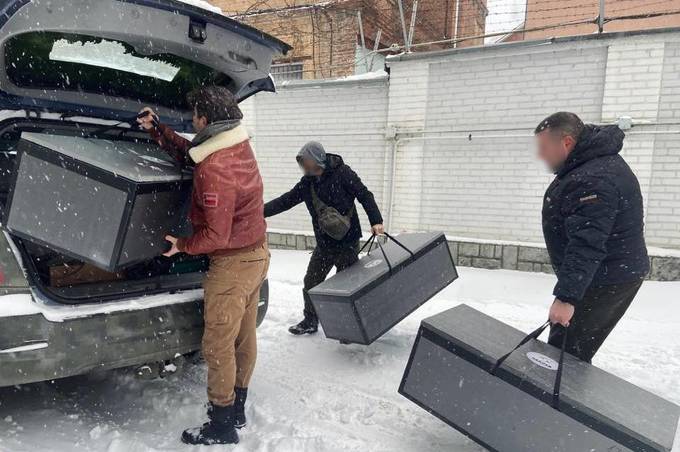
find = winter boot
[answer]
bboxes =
[288,317,318,336]
[181,403,239,446]
[234,387,248,429]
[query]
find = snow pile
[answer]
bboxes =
[49,39,180,81]
[278,70,389,87]
[0,250,678,451]
[336,70,389,82]
[175,0,224,15]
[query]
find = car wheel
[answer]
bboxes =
[256,279,269,328]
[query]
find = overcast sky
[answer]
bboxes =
[485,0,526,41]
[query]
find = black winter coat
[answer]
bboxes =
[542,125,649,305]
[264,154,383,248]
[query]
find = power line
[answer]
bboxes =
[229,1,680,78]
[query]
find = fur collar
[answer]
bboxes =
[189,124,250,164]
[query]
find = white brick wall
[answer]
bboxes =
[602,41,666,122]
[245,31,680,249]
[251,78,390,234]
[390,47,607,242]
[645,41,680,247]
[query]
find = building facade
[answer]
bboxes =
[211,0,488,79]
[504,0,680,42]
[238,28,680,280]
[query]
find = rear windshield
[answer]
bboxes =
[5,32,233,110]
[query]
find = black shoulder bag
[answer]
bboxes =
[310,185,355,241]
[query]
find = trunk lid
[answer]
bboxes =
[0,0,290,130]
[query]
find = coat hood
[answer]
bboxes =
[297,141,328,170]
[325,153,345,171]
[557,125,625,177]
[303,153,344,181]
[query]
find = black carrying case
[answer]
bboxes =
[308,232,458,345]
[3,132,191,272]
[399,304,680,452]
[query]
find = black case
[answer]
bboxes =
[3,132,192,271]
[308,232,458,345]
[399,305,680,452]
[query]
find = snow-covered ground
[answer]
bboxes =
[1,249,679,452]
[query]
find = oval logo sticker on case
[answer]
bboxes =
[364,259,383,269]
[526,352,559,370]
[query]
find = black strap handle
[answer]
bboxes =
[491,321,550,373]
[383,232,415,257]
[552,325,568,409]
[359,233,416,276]
[491,321,569,410]
[375,238,393,275]
[359,234,378,255]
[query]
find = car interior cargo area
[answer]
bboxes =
[20,239,207,304]
[0,121,205,304]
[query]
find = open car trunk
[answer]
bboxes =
[21,239,208,304]
[0,0,289,304]
[0,118,210,305]
[0,0,291,128]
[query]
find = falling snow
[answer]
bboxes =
[0,250,678,452]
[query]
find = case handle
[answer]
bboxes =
[491,321,569,410]
[359,233,416,276]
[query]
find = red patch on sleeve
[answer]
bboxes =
[203,193,219,208]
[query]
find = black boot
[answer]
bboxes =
[288,317,318,335]
[234,387,248,429]
[181,403,239,446]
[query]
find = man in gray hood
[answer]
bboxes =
[265,142,384,335]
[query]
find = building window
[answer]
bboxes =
[271,62,304,81]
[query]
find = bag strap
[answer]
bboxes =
[491,321,569,410]
[310,184,326,215]
[310,184,356,220]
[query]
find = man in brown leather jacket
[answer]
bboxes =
[139,87,269,446]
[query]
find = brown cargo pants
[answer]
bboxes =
[202,242,270,407]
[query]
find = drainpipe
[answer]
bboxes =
[386,137,400,232]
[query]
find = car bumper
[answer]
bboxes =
[0,299,204,387]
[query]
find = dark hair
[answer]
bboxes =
[534,112,585,140]
[186,86,243,124]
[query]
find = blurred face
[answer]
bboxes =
[192,107,209,133]
[536,130,577,172]
[298,157,323,177]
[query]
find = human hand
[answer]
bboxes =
[137,107,158,130]
[549,298,575,327]
[371,224,385,236]
[163,235,180,257]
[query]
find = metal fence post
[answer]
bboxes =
[598,0,605,33]
[397,0,411,52]
[357,11,370,72]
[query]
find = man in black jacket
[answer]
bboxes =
[536,112,649,363]
[265,142,384,335]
